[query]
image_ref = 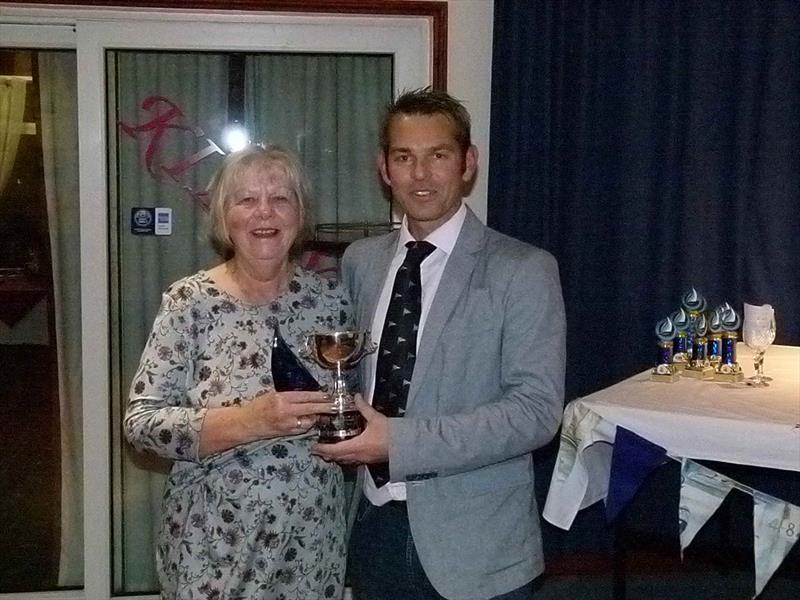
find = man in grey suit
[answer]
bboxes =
[314,88,566,599]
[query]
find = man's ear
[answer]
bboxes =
[377,151,392,187]
[462,145,478,182]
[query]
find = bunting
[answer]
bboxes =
[752,490,800,598]
[675,458,799,597]
[678,459,734,558]
[605,426,667,522]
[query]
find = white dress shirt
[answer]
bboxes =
[363,203,467,505]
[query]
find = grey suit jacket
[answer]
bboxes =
[341,208,566,600]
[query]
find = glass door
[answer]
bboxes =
[108,47,394,593]
[80,15,428,596]
[0,25,82,594]
[1,8,430,597]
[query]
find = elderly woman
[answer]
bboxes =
[125,145,350,599]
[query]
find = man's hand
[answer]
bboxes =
[312,395,390,465]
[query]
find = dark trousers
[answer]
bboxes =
[348,496,535,600]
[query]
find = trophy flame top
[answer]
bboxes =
[694,313,708,337]
[655,316,676,341]
[720,304,741,331]
[681,287,707,313]
[670,307,690,332]
[708,307,723,333]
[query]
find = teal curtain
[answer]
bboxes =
[111,50,228,592]
[245,53,393,228]
[40,50,83,588]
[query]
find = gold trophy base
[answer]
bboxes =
[683,365,715,380]
[651,372,678,383]
[317,410,363,443]
[714,370,744,383]
[651,364,678,383]
[715,362,744,382]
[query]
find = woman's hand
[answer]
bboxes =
[198,390,331,457]
[247,390,332,438]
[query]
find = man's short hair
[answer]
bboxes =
[380,87,472,155]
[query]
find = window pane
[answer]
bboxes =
[109,49,392,593]
[0,48,82,592]
[245,53,393,227]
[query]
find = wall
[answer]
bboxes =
[443,0,494,222]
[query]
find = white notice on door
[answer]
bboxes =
[154,207,172,236]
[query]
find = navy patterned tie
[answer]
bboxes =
[370,240,436,487]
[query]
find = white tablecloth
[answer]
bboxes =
[543,344,800,530]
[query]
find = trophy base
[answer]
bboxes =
[651,364,677,382]
[651,372,678,383]
[317,410,364,443]
[714,371,744,383]
[715,363,743,382]
[683,365,715,380]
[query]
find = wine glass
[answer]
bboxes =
[742,305,776,387]
[760,315,776,382]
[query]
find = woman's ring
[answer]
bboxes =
[296,417,303,429]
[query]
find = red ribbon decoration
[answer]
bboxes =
[118,95,224,209]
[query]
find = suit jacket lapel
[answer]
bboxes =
[358,231,398,333]
[406,209,486,411]
[354,232,397,401]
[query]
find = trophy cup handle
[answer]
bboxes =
[300,334,316,364]
[363,331,377,354]
[347,331,377,366]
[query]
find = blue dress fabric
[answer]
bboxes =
[125,266,351,599]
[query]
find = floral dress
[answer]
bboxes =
[125,266,351,600]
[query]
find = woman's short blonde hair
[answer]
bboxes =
[207,145,312,260]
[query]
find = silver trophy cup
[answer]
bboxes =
[303,331,376,443]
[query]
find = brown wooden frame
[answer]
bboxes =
[13,0,448,88]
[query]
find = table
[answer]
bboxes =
[0,270,48,328]
[543,344,800,531]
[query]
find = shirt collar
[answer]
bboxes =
[397,203,467,257]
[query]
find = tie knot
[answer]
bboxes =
[404,241,436,265]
